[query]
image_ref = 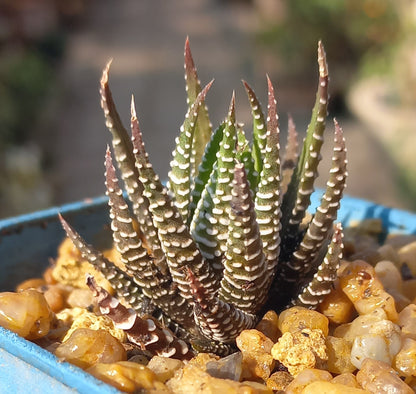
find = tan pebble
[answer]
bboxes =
[386,234,416,249]
[271,329,327,376]
[350,319,401,368]
[398,241,416,277]
[333,308,386,342]
[302,380,369,393]
[236,329,275,381]
[318,280,355,324]
[285,368,332,394]
[15,278,46,291]
[52,237,113,294]
[43,285,66,313]
[374,261,411,311]
[265,371,293,391]
[387,288,411,312]
[147,355,184,383]
[278,306,329,336]
[58,307,126,342]
[377,244,400,264]
[43,266,58,285]
[402,279,416,301]
[406,376,416,391]
[374,260,403,292]
[326,336,356,374]
[0,289,53,339]
[166,357,272,393]
[237,329,274,354]
[188,353,219,370]
[339,260,398,321]
[331,372,360,387]
[256,310,280,342]
[398,304,416,340]
[55,328,126,369]
[66,288,94,309]
[348,249,382,266]
[87,361,167,392]
[356,358,414,394]
[240,381,273,393]
[394,337,416,376]
[354,289,398,322]
[339,260,380,303]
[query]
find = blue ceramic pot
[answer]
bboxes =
[0,192,415,393]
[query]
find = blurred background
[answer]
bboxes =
[0,0,415,218]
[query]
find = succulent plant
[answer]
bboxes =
[60,38,347,358]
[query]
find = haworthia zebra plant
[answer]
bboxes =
[60,38,347,358]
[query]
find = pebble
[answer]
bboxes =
[356,358,414,394]
[52,237,114,294]
[166,353,272,393]
[341,315,402,368]
[66,288,94,309]
[374,260,403,293]
[393,337,416,377]
[278,306,329,336]
[87,361,168,392]
[55,327,126,369]
[377,244,400,264]
[326,336,356,374]
[331,372,360,387]
[236,329,275,381]
[284,368,332,394]
[402,279,416,301]
[318,279,355,324]
[339,260,398,321]
[205,351,243,381]
[271,329,327,376]
[0,289,53,340]
[265,371,293,391]
[145,355,184,383]
[255,310,280,342]
[398,241,416,277]
[398,303,416,340]
[43,284,72,313]
[302,380,368,393]
[57,306,126,342]
[15,278,46,291]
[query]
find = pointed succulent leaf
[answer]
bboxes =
[100,64,165,273]
[281,114,299,195]
[254,76,282,280]
[293,223,343,308]
[105,147,175,304]
[168,80,213,222]
[281,41,329,246]
[87,276,194,360]
[184,37,213,170]
[243,80,267,186]
[219,163,268,314]
[190,165,223,278]
[236,126,257,192]
[130,102,218,302]
[288,120,347,275]
[188,122,225,224]
[188,269,257,343]
[59,214,150,313]
[210,93,238,254]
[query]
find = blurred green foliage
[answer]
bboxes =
[258,0,401,81]
[0,32,65,148]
